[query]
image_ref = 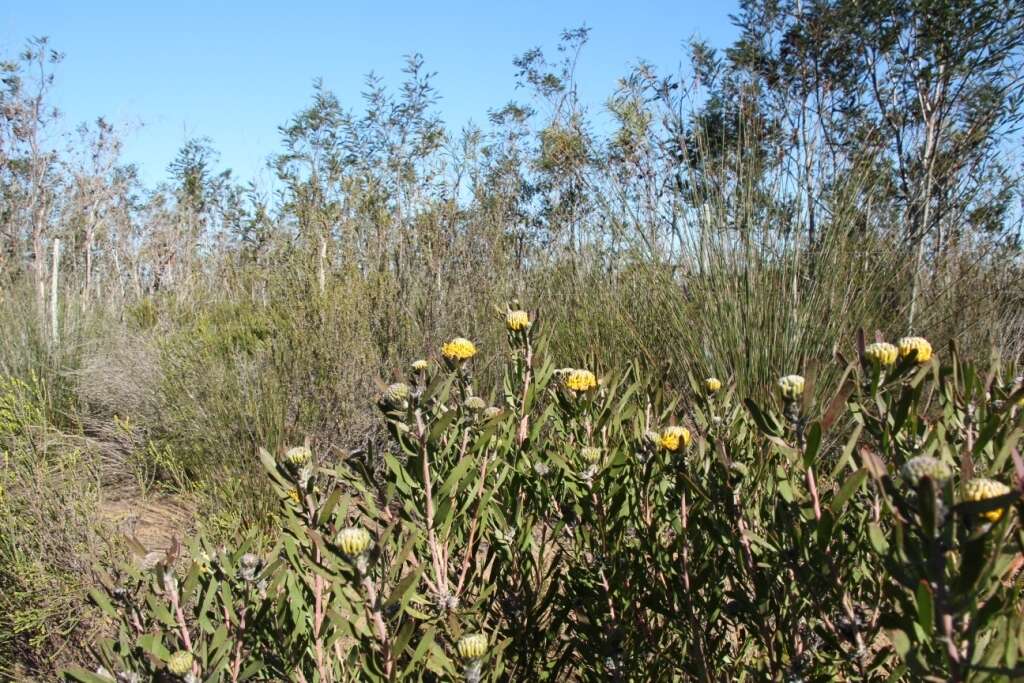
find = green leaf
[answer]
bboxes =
[889,628,911,657]
[803,421,822,468]
[830,469,867,517]
[868,523,889,554]
[915,581,934,638]
[62,666,116,683]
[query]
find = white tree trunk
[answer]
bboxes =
[50,238,61,345]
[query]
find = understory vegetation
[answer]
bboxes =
[2,0,1024,679]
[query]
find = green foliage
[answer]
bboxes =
[1,442,111,680]
[72,312,1024,681]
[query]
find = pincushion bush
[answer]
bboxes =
[68,310,1024,681]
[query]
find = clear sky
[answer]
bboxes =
[1,1,740,187]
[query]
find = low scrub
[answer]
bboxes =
[68,309,1024,681]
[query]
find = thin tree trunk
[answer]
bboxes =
[50,238,61,345]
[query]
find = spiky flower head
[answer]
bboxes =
[411,359,429,372]
[900,455,952,487]
[382,382,411,407]
[962,478,1012,522]
[565,369,598,393]
[442,337,477,361]
[898,336,933,363]
[284,446,312,467]
[457,633,488,660]
[464,396,487,412]
[506,309,531,332]
[864,342,898,367]
[167,650,193,676]
[778,375,805,400]
[704,377,722,394]
[581,446,602,464]
[483,406,503,420]
[338,526,372,557]
[659,426,692,452]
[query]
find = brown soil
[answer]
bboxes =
[98,492,193,555]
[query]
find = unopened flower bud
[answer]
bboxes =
[864,342,898,367]
[457,633,488,660]
[338,527,372,557]
[464,396,487,412]
[900,455,952,487]
[167,650,193,676]
[778,374,805,400]
[284,446,312,467]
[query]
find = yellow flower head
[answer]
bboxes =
[897,336,933,364]
[411,359,429,372]
[287,487,302,505]
[284,446,312,467]
[777,375,805,400]
[565,369,598,393]
[168,650,194,676]
[338,527,372,557]
[659,426,692,452]
[442,337,477,361]
[900,455,952,487]
[962,478,1012,523]
[864,342,898,367]
[506,309,531,332]
[581,446,602,464]
[704,377,722,394]
[457,633,488,660]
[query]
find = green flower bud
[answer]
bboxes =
[457,633,488,660]
[900,455,952,487]
[284,446,311,467]
[338,527,372,557]
[167,650,193,676]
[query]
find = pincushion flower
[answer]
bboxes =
[442,337,477,361]
[506,309,531,332]
[962,478,1012,522]
[564,369,597,393]
[659,425,691,452]
[864,342,898,367]
[897,336,933,363]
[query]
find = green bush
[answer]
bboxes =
[69,309,1024,681]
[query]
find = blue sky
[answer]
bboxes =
[1,1,739,187]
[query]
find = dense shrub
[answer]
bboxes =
[68,310,1024,681]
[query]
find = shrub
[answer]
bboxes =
[68,311,1024,681]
